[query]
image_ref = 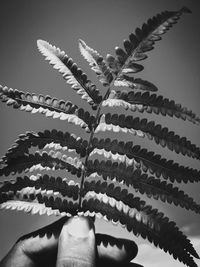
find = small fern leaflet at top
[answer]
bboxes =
[0,6,200,267]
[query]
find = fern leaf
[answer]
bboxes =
[89,138,200,183]
[121,63,144,74]
[114,75,158,91]
[0,201,63,216]
[87,155,200,184]
[95,114,145,137]
[0,85,94,131]
[0,174,79,201]
[102,97,145,113]
[85,172,200,214]
[79,39,113,86]
[1,130,88,163]
[106,7,190,76]
[37,40,102,108]
[0,174,79,216]
[81,193,198,266]
[104,90,200,125]
[0,151,83,177]
[0,198,78,217]
[95,114,200,160]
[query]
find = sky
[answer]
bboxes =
[0,0,200,266]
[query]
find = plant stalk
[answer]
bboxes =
[78,87,111,210]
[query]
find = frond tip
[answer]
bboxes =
[79,39,113,86]
[106,7,191,76]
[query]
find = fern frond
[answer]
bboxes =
[0,85,94,131]
[79,39,113,86]
[0,151,83,177]
[37,40,102,109]
[114,75,158,91]
[90,139,200,183]
[81,193,198,266]
[1,130,88,163]
[0,7,199,267]
[104,90,200,125]
[85,172,200,214]
[106,7,191,76]
[95,114,200,160]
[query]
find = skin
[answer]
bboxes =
[0,216,142,267]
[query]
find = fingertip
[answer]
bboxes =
[64,216,95,238]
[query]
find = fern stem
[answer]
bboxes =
[78,87,111,210]
[78,130,94,209]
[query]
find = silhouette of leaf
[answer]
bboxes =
[37,40,102,109]
[0,151,83,177]
[114,75,158,91]
[0,85,94,131]
[103,90,200,125]
[0,174,79,201]
[90,138,200,183]
[79,39,113,86]
[106,7,191,76]
[95,114,200,160]
[1,130,88,163]
[121,63,144,74]
[0,175,79,216]
[0,198,78,217]
[84,173,200,214]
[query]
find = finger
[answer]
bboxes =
[96,233,138,266]
[56,216,96,267]
[0,217,69,267]
[17,216,68,251]
[18,217,68,266]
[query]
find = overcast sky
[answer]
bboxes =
[0,0,200,266]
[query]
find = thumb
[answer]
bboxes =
[56,216,96,267]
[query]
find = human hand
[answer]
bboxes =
[0,216,141,267]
